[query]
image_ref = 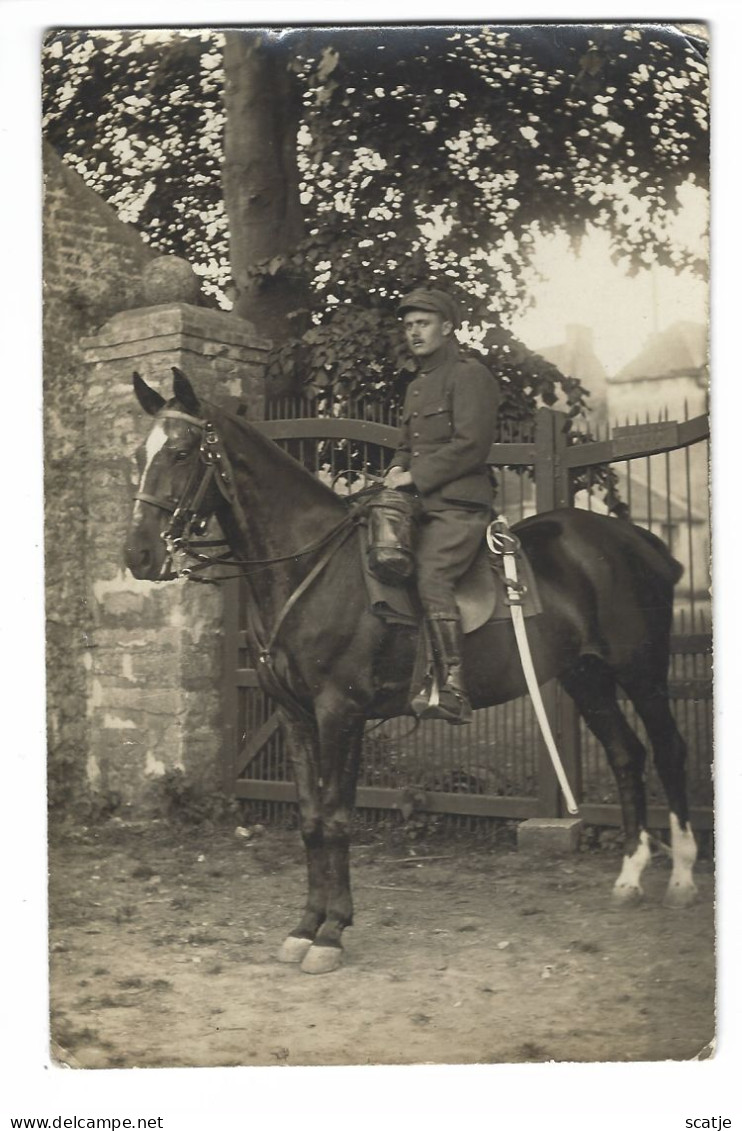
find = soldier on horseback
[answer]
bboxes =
[384,287,501,723]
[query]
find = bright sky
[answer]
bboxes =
[510,183,709,376]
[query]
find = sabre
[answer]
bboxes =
[487,520,579,817]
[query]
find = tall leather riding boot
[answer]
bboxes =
[413,616,472,725]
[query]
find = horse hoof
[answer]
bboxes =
[300,944,343,975]
[611,883,644,906]
[277,935,313,964]
[663,882,698,909]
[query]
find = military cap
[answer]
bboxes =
[398,287,461,329]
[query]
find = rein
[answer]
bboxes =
[135,408,356,581]
[179,511,357,581]
[135,408,361,718]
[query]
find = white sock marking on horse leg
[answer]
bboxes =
[613,829,651,901]
[132,423,167,521]
[665,812,698,907]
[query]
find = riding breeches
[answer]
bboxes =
[415,507,490,619]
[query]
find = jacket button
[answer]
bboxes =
[413,451,420,457]
[413,432,420,438]
[412,389,419,396]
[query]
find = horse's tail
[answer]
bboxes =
[633,524,684,586]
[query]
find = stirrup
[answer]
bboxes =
[410,673,436,718]
[421,682,472,725]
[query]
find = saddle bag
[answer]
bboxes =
[365,488,420,586]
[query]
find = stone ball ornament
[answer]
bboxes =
[141,256,201,306]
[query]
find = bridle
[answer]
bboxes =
[133,405,362,719]
[135,407,360,583]
[134,409,233,580]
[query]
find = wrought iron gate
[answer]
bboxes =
[222,405,712,830]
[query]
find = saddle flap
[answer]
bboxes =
[455,546,497,634]
[360,523,541,633]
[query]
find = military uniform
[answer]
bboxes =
[388,287,501,722]
[392,337,501,617]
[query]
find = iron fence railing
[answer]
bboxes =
[223,404,711,831]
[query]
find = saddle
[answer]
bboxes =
[361,526,541,633]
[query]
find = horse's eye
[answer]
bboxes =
[174,450,190,462]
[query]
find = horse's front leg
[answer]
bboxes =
[277,715,327,964]
[300,707,366,975]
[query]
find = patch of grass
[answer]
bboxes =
[78,994,139,1010]
[515,1041,550,1061]
[569,940,601,954]
[150,979,173,992]
[155,769,239,826]
[116,976,145,989]
[106,1054,130,1068]
[187,931,223,946]
[113,904,137,924]
[132,864,154,880]
[53,1023,100,1050]
[153,933,179,947]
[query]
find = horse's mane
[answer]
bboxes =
[196,399,346,510]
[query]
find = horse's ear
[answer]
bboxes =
[133,372,166,416]
[172,367,201,417]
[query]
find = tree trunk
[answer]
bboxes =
[222,31,308,341]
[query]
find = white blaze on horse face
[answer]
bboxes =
[613,829,651,900]
[132,422,168,522]
[665,812,698,907]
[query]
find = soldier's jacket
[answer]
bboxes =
[392,339,501,512]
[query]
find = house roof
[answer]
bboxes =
[611,321,708,384]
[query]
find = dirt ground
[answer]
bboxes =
[48,820,715,1068]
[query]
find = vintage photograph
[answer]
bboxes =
[42,22,712,1068]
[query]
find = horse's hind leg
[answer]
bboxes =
[622,681,698,908]
[277,716,327,964]
[560,657,652,904]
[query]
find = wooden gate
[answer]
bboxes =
[222,405,712,830]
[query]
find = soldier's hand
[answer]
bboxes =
[385,467,414,489]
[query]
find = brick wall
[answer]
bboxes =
[43,142,271,815]
[43,142,157,812]
[81,307,269,810]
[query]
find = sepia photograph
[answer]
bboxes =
[37,20,717,1074]
[39,19,714,1067]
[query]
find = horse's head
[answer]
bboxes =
[125,368,225,580]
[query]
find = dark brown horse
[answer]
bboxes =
[125,370,698,974]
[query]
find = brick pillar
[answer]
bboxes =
[80,303,270,812]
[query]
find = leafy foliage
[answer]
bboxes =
[43,24,708,417]
[154,769,239,826]
[43,30,228,293]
